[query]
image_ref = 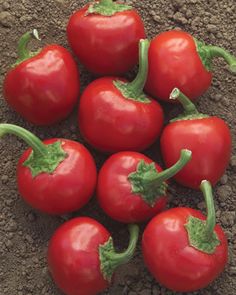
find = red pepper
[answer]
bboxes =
[142,180,228,292]
[67,0,145,75]
[3,30,80,125]
[48,217,139,295]
[78,39,164,153]
[160,88,231,189]
[145,30,236,102]
[97,149,191,223]
[0,124,97,214]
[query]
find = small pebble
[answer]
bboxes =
[220,174,228,185]
[3,2,10,10]
[8,220,18,232]
[20,15,32,23]
[210,93,222,102]
[173,11,188,24]
[153,15,162,23]
[1,175,9,184]
[221,212,236,227]
[172,0,185,8]
[209,16,218,24]
[0,11,14,27]
[206,24,218,33]
[217,185,232,201]
[197,201,206,210]
[25,234,34,244]
[185,9,193,18]
[5,239,13,248]
[221,97,230,107]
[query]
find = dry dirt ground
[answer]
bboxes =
[0,0,236,294]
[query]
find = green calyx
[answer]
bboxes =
[195,38,236,74]
[128,161,167,207]
[14,29,41,67]
[185,180,221,254]
[0,124,67,178]
[170,88,209,122]
[113,80,150,103]
[114,39,151,104]
[195,39,212,72]
[99,224,139,282]
[128,149,192,207]
[87,0,132,16]
[185,216,220,254]
[23,141,67,177]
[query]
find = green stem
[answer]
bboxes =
[16,29,40,63]
[185,180,220,254]
[200,180,216,239]
[170,88,199,114]
[0,124,48,157]
[126,39,150,96]
[203,45,236,73]
[128,149,192,207]
[143,149,192,187]
[99,224,139,281]
[108,224,139,267]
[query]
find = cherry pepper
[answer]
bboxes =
[145,30,236,102]
[78,39,164,153]
[142,180,228,292]
[48,217,139,295]
[0,124,97,214]
[160,88,231,189]
[3,30,80,125]
[67,0,145,75]
[97,149,192,223]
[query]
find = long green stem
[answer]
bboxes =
[185,180,220,254]
[126,39,150,96]
[170,88,199,114]
[0,124,48,157]
[17,29,40,62]
[203,45,236,73]
[99,224,139,281]
[128,149,192,207]
[108,224,139,266]
[200,180,216,239]
[143,149,192,186]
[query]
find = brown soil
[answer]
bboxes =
[0,0,235,294]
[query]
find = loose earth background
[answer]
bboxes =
[0,0,235,294]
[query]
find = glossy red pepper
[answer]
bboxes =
[78,39,164,153]
[160,88,231,189]
[3,30,80,125]
[48,217,139,295]
[97,149,191,223]
[67,0,145,76]
[142,180,228,292]
[0,124,97,214]
[145,30,236,102]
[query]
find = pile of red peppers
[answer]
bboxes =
[1,0,236,294]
